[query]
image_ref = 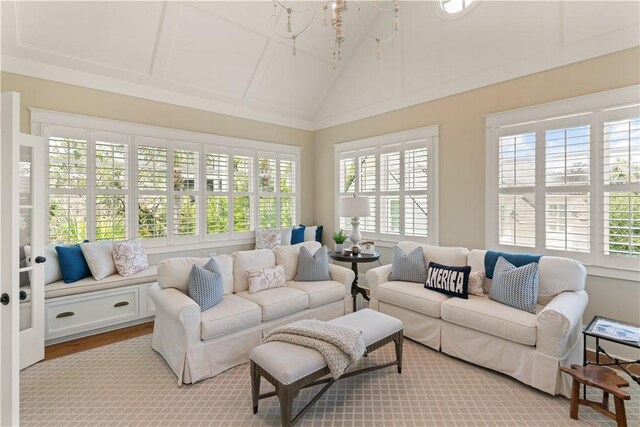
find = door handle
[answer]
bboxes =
[34,256,46,264]
[0,293,9,305]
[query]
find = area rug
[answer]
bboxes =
[21,334,639,426]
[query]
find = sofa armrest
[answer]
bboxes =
[365,264,393,300]
[536,290,588,359]
[150,283,201,347]
[328,263,355,294]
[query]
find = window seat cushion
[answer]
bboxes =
[43,265,158,299]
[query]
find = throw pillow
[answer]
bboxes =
[484,250,542,279]
[112,239,149,277]
[389,246,427,283]
[255,228,282,249]
[247,264,286,294]
[291,225,305,244]
[425,262,471,299]
[303,225,318,242]
[273,241,322,281]
[24,243,64,285]
[489,256,539,314]
[188,258,224,311]
[280,227,292,246]
[80,240,117,280]
[55,241,91,284]
[295,246,331,282]
[468,271,485,296]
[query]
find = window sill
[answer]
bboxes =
[145,238,255,255]
[584,265,639,282]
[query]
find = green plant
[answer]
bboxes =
[332,230,347,244]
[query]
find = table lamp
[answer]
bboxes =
[339,194,370,247]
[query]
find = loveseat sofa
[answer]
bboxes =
[366,241,588,397]
[150,241,354,385]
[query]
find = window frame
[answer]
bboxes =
[485,85,640,280]
[32,109,301,254]
[334,125,439,246]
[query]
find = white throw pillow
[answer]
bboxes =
[273,241,322,281]
[280,227,292,246]
[81,241,117,280]
[255,228,282,249]
[247,264,286,294]
[303,226,318,242]
[24,243,63,285]
[112,239,149,277]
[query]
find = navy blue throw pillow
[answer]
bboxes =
[291,225,305,244]
[55,240,91,284]
[315,225,323,243]
[425,262,471,299]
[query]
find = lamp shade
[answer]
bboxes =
[339,196,370,218]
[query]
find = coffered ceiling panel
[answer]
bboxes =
[252,42,333,115]
[560,1,640,47]
[14,1,163,75]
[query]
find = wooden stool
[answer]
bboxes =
[560,364,630,427]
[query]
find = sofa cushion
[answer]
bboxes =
[398,241,468,268]
[157,255,233,294]
[273,241,321,281]
[287,280,345,307]
[200,294,262,340]
[237,287,309,321]
[441,295,542,346]
[231,249,275,293]
[45,265,157,299]
[376,281,449,318]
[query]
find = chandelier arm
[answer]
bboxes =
[357,1,398,45]
[270,2,320,40]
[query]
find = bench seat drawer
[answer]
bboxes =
[46,287,139,339]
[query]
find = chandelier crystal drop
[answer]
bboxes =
[271,0,400,69]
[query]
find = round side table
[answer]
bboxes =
[328,251,381,312]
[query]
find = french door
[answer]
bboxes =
[1,91,46,425]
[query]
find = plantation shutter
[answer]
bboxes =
[205,149,230,238]
[232,153,254,234]
[404,146,429,238]
[172,146,199,240]
[94,136,128,241]
[136,139,168,243]
[279,157,296,228]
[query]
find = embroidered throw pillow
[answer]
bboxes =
[188,258,224,311]
[247,264,286,294]
[389,246,427,283]
[425,262,471,299]
[255,228,282,249]
[468,270,485,296]
[295,246,331,282]
[489,256,539,314]
[112,239,149,277]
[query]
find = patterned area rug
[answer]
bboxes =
[21,334,639,426]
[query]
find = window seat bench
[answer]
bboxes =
[20,266,158,344]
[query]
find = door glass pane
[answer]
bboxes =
[19,146,33,331]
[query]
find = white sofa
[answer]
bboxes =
[366,241,588,397]
[150,241,354,385]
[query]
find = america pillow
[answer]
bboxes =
[425,262,471,299]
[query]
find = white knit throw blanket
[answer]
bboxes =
[262,319,366,379]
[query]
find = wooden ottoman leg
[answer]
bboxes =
[614,396,627,427]
[394,332,403,374]
[569,378,580,420]
[277,385,295,427]
[250,361,260,414]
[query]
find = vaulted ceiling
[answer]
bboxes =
[1,1,639,130]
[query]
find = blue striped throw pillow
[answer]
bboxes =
[295,246,331,281]
[489,256,539,314]
[389,246,427,283]
[188,258,224,311]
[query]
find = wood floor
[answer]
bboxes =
[44,321,154,361]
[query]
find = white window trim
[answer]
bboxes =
[485,85,640,281]
[31,109,301,253]
[334,125,439,245]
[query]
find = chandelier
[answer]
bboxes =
[271,1,400,68]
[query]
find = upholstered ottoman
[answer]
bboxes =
[250,309,403,426]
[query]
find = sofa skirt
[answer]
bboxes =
[378,302,441,351]
[441,321,581,397]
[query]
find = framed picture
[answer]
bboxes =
[361,240,376,255]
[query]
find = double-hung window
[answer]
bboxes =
[486,86,639,274]
[335,126,439,244]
